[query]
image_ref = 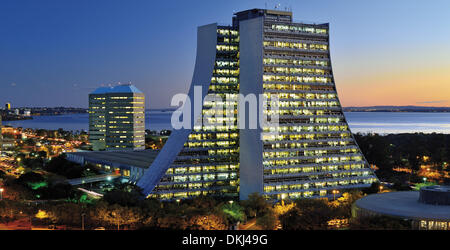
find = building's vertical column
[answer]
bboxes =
[133,93,146,150]
[239,16,264,200]
[89,92,107,151]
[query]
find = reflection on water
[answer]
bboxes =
[4,111,450,134]
[344,112,450,134]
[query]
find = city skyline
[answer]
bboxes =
[1,0,450,109]
[0,2,449,233]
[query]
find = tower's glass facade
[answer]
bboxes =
[258,13,377,200]
[138,9,378,201]
[149,26,241,200]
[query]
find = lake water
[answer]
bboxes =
[3,111,450,134]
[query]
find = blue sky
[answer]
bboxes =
[1,0,450,108]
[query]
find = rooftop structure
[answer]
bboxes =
[353,186,450,230]
[66,149,159,183]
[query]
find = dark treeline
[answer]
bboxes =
[354,133,450,184]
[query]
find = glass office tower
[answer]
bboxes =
[89,84,146,151]
[146,25,241,200]
[137,9,378,201]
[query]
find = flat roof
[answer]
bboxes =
[90,84,143,95]
[355,191,450,220]
[68,149,159,169]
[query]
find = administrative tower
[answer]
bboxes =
[137,9,378,201]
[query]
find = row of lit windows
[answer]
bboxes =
[213,68,239,76]
[263,148,358,159]
[263,109,342,117]
[265,177,375,192]
[203,100,238,107]
[263,83,335,92]
[420,220,450,230]
[193,125,238,132]
[155,182,238,192]
[263,58,328,67]
[189,133,238,140]
[152,184,239,200]
[264,140,353,150]
[167,164,238,175]
[261,133,351,142]
[187,141,236,148]
[264,163,365,173]
[216,61,239,68]
[265,172,371,184]
[263,156,363,167]
[202,109,237,117]
[278,101,339,108]
[217,29,239,36]
[170,172,238,183]
[264,180,377,199]
[217,45,238,51]
[211,77,239,84]
[264,41,328,51]
[209,85,239,92]
[265,92,336,100]
[264,67,329,75]
[263,75,332,83]
[269,24,327,35]
[218,36,239,44]
[263,125,348,133]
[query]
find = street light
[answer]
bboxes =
[423,177,427,182]
[281,193,286,206]
[228,200,234,205]
[0,188,3,201]
[332,190,339,200]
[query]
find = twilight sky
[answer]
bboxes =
[1,0,450,109]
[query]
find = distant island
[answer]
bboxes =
[343,106,450,112]
[30,107,88,116]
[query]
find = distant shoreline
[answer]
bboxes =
[344,110,450,113]
[8,106,450,114]
[343,106,450,113]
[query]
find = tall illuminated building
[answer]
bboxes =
[89,84,145,151]
[138,24,241,200]
[137,8,377,201]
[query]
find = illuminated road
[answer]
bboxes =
[239,219,257,230]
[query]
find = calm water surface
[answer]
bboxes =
[4,111,450,134]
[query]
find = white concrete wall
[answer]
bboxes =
[137,23,218,196]
[239,17,264,200]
